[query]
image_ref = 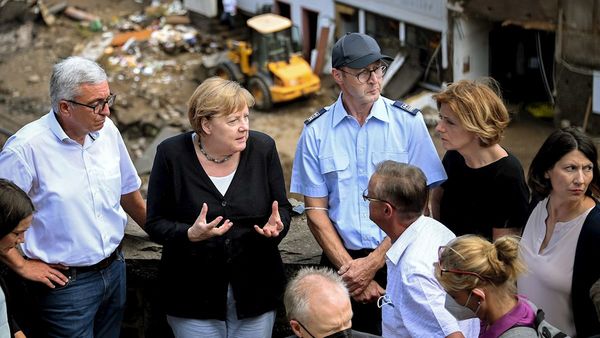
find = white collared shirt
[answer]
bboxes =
[382,216,479,338]
[0,112,141,266]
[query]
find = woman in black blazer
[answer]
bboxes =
[146,77,292,338]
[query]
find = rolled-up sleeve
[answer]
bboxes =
[406,113,447,188]
[116,130,141,195]
[0,148,34,193]
[290,127,328,197]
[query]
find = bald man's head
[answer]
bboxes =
[285,267,353,337]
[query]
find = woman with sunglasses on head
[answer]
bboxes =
[0,179,34,338]
[436,235,538,338]
[518,127,600,337]
[431,78,530,240]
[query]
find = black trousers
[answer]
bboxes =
[320,248,387,336]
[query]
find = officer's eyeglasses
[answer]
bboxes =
[65,93,116,114]
[337,65,387,84]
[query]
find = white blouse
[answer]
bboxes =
[209,170,236,196]
[518,197,592,337]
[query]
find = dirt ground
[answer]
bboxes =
[0,0,339,190]
[0,0,560,197]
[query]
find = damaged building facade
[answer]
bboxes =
[203,0,600,128]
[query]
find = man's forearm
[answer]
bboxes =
[121,190,147,229]
[304,196,353,269]
[306,213,353,269]
[368,236,391,271]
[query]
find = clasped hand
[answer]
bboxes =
[338,256,378,295]
[339,257,384,303]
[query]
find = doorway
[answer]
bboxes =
[489,24,555,104]
[302,8,318,62]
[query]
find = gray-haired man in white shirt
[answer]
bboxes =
[365,160,479,338]
[0,56,146,337]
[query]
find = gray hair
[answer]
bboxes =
[372,161,428,220]
[284,267,349,323]
[50,56,107,113]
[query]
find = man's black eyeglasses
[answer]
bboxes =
[337,65,387,84]
[296,320,352,338]
[362,188,394,207]
[65,93,116,114]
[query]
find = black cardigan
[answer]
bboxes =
[145,130,292,320]
[572,204,600,337]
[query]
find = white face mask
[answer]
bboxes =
[444,292,480,321]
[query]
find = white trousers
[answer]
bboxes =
[167,284,276,338]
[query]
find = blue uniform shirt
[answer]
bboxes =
[290,94,447,250]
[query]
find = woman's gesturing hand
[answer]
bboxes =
[188,203,233,242]
[254,201,284,238]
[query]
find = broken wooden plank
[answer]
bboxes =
[38,0,56,26]
[63,6,99,22]
[110,29,154,47]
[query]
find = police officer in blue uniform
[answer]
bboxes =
[290,32,447,335]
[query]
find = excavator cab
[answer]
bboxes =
[253,22,297,68]
[210,13,320,110]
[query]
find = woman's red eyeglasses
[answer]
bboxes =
[437,246,490,282]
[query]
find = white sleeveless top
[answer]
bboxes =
[0,286,9,338]
[209,171,236,196]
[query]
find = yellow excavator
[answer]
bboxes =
[210,13,321,110]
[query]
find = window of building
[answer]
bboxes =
[335,3,358,40]
[365,11,400,58]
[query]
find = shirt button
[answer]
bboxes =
[225,239,231,245]
[221,200,227,207]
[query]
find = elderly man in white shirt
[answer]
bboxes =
[0,56,146,337]
[365,160,479,338]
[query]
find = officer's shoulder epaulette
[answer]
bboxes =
[392,100,420,116]
[304,106,329,125]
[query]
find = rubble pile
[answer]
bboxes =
[0,0,246,161]
[62,1,236,159]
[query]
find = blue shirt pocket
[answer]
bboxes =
[319,154,351,184]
